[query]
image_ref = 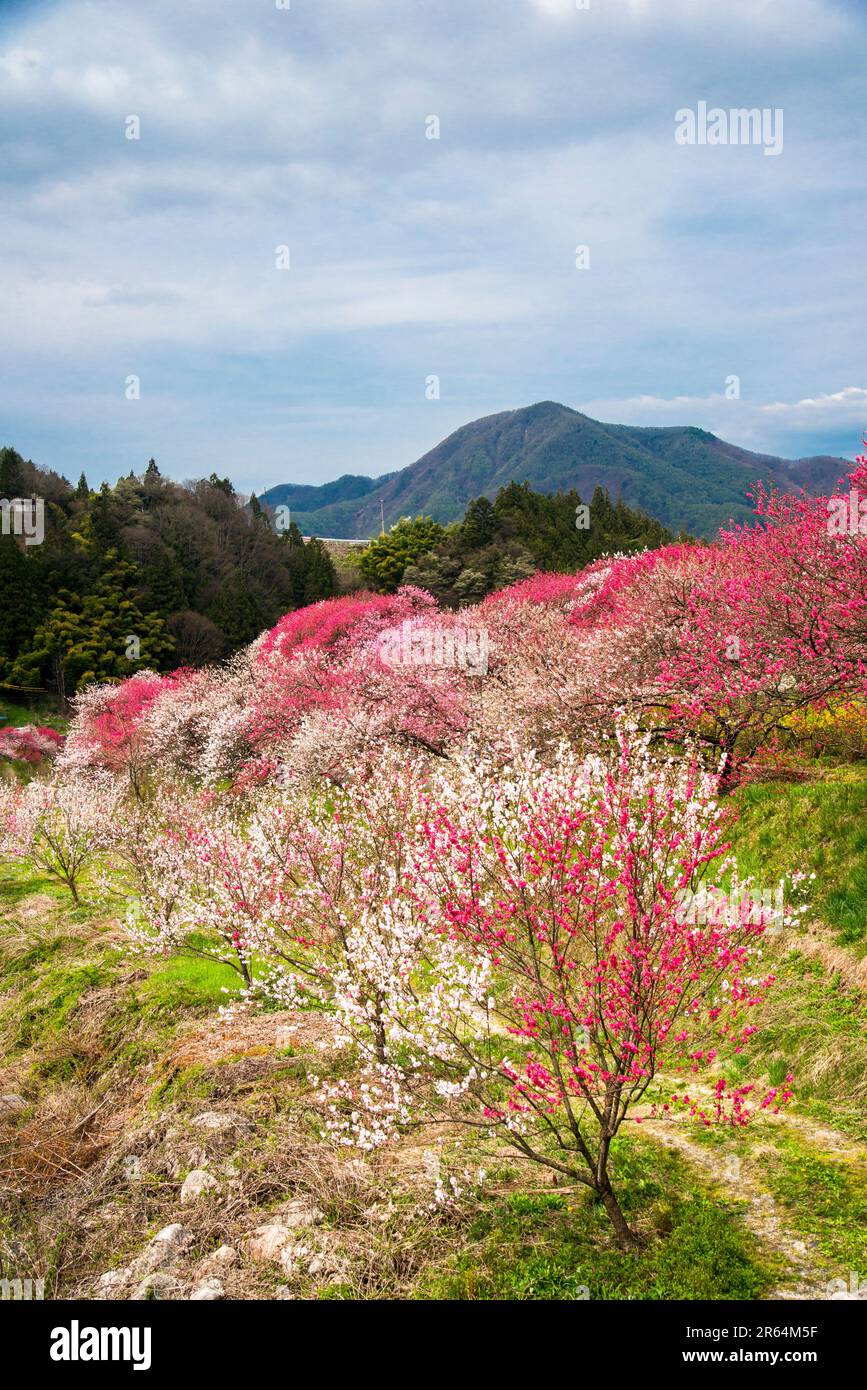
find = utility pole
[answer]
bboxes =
[380,498,386,536]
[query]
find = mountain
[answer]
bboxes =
[259,401,849,539]
[257,472,395,513]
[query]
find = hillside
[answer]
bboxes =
[3,504,867,1302]
[260,402,848,538]
[0,449,339,702]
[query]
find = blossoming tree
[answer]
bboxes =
[242,733,791,1248]
[0,774,117,903]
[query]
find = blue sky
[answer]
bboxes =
[1,0,865,492]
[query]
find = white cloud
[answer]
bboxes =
[0,0,864,484]
[762,387,867,424]
[580,389,867,456]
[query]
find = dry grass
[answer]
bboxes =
[790,922,867,992]
[0,939,470,1299]
[0,1086,116,1199]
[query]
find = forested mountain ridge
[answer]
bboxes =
[0,400,841,701]
[0,449,337,700]
[260,401,847,538]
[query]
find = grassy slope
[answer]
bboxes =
[719,768,867,1131]
[0,699,66,732]
[1,765,865,1300]
[0,874,776,1300]
[728,767,867,947]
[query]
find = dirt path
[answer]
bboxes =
[640,1106,865,1300]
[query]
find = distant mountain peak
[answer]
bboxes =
[260,405,848,540]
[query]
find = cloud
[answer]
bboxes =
[0,0,864,486]
[762,387,867,423]
[579,388,867,458]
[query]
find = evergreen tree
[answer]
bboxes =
[302,537,338,604]
[90,483,122,552]
[0,447,25,498]
[358,516,446,593]
[249,493,270,529]
[8,550,174,701]
[141,552,188,617]
[0,535,38,674]
[209,473,235,498]
[208,577,271,649]
[460,496,497,550]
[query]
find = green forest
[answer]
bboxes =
[0,447,338,702]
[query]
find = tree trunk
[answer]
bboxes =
[371,992,387,1063]
[599,1183,641,1251]
[717,729,738,792]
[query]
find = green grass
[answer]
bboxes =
[0,865,70,908]
[0,698,65,730]
[720,768,867,1129]
[729,770,867,944]
[149,1062,217,1108]
[0,885,243,1079]
[17,961,113,1044]
[141,951,243,1012]
[711,950,867,1136]
[762,1136,867,1277]
[415,1139,775,1301]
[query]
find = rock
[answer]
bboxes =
[279,1242,312,1277]
[95,1269,131,1298]
[0,1094,27,1116]
[189,1278,224,1301]
[278,1237,344,1282]
[181,1169,219,1203]
[190,1112,236,1132]
[298,1233,346,1281]
[130,1222,192,1278]
[130,1272,183,1301]
[196,1245,238,1278]
[151,1222,191,1254]
[279,1197,324,1229]
[246,1223,291,1264]
[274,1285,295,1300]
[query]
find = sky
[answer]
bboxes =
[1,0,865,493]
